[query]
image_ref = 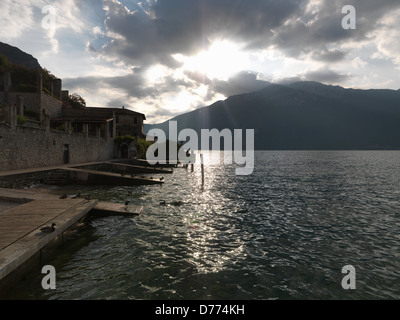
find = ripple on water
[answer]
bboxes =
[2,151,400,300]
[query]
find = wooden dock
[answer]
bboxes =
[91,202,145,216]
[0,196,98,282]
[103,162,173,174]
[64,167,165,186]
[125,159,178,168]
[0,188,144,282]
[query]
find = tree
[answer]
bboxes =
[64,93,86,110]
[0,54,11,72]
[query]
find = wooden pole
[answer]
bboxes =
[200,154,204,185]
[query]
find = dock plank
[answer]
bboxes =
[64,167,165,185]
[0,198,98,281]
[0,199,87,251]
[0,186,146,283]
[92,202,144,216]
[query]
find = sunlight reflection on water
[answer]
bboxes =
[2,151,400,300]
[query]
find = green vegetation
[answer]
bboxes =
[63,93,86,110]
[115,136,156,158]
[137,137,154,157]
[54,124,66,132]
[17,115,27,125]
[23,108,39,119]
[115,135,136,145]
[0,54,56,95]
[42,86,51,95]
[0,54,11,72]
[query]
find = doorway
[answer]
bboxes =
[120,144,129,158]
[63,144,70,164]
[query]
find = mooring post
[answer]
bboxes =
[200,154,205,185]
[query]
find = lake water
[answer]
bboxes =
[2,151,400,300]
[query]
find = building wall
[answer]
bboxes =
[0,123,115,171]
[0,92,61,117]
[41,93,62,118]
[116,114,145,137]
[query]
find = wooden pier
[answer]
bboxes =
[64,167,164,185]
[0,159,165,283]
[91,202,145,216]
[0,196,98,282]
[0,160,167,189]
[0,187,144,283]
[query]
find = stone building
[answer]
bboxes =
[0,71,147,171]
[0,72,63,126]
[51,106,146,139]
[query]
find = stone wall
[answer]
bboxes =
[0,92,61,118]
[41,93,62,118]
[0,123,115,172]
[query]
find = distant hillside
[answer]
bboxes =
[0,42,41,69]
[145,82,400,150]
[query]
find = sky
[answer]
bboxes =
[1,0,400,124]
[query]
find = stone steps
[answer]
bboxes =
[43,170,70,186]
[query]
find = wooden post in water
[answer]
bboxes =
[200,154,205,185]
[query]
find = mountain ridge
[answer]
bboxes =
[0,41,41,69]
[145,82,400,150]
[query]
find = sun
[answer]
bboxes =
[175,40,248,80]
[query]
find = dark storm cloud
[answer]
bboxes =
[99,0,400,68]
[64,69,194,101]
[75,0,400,114]
[100,0,307,67]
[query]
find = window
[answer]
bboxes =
[134,117,138,124]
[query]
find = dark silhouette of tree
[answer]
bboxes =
[64,93,86,110]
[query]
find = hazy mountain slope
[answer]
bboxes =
[0,42,41,69]
[145,82,400,150]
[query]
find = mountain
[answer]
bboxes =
[0,42,41,69]
[145,81,400,150]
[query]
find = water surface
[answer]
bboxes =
[2,151,400,300]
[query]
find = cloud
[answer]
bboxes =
[373,8,400,65]
[0,0,42,40]
[4,0,400,123]
[302,68,351,83]
[94,0,400,73]
[209,71,271,97]
[97,0,308,68]
[277,68,351,85]
[63,68,273,123]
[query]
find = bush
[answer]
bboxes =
[43,87,51,95]
[54,124,66,132]
[137,137,153,158]
[17,115,27,125]
[23,108,39,119]
[63,93,86,110]
[115,135,136,145]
